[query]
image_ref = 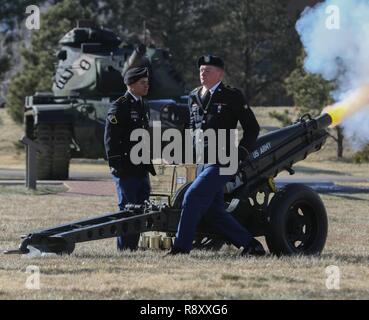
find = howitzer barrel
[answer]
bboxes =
[233,113,332,195]
[315,113,333,130]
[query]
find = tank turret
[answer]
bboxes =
[122,44,185,99]
[53,22,185,99]
[53,23,127,97]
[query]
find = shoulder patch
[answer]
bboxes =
[108,114,118,124]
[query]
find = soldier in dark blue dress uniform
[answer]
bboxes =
[169,55,266,256]
[104,67,156,251]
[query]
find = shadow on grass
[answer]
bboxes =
[39,267,96,275]
[40,249,369,268]
[325,192,369,202]
[0,185,67,195]
[293,165,349,176]
[73,250,245,261]
[322,253,369,264]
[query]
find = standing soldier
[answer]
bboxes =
[104,67,156,251]
[169,55,266,256]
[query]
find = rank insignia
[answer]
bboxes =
[130,111,139,119]
[216,103,226,113]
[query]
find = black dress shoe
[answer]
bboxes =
[241,239,266,256]
[165,247,190,256]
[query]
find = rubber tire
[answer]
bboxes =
[171,182,192,209]
[265,184,328,256]
[36,124,71,180]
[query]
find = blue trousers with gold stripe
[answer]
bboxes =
[173,164,253,252]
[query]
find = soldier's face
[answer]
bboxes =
[200,65,224,88]
[129,77,149,97]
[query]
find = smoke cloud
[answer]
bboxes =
[296,0,369,149]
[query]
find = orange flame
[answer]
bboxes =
[322,84,369,127]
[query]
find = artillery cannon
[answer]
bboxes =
[6,113,333,256]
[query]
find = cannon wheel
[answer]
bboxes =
[171,182,225,251]
[265,184,328,256]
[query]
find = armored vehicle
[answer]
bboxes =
[24,22,189,180]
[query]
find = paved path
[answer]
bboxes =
[1,176,369,196]
[61,180,116,197]
[0,167,110,180]
[1,168,369,196]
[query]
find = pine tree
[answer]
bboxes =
[274,50,345,158]
[214,0,300,105]
[98,0,225,88]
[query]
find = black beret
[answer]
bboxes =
[124,67,149,85]
[197,55,224,69]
